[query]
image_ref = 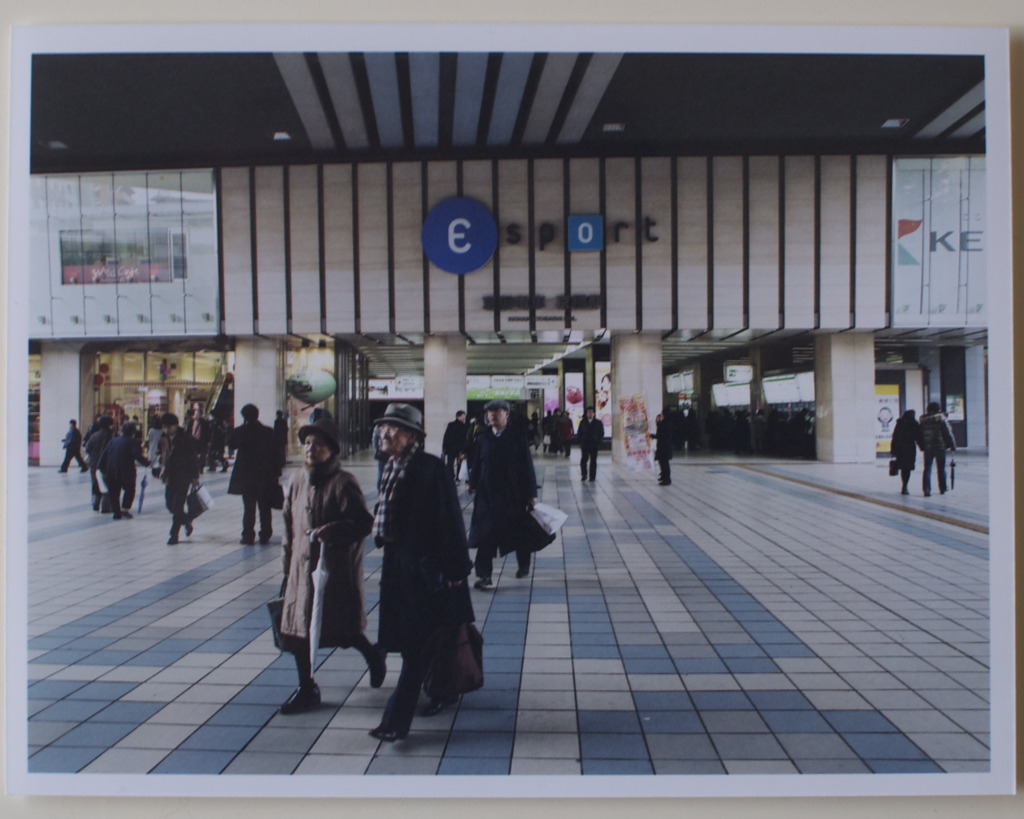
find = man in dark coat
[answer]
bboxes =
[370,403,474,741]
[96,423,150,519]
[273,410,289,462]
[576,405,605,482]
[468,399,538,588]
[653,411,673,486]
[59,419,88,473]
[441,410,468,482]
[919,401,956,496]
[227,404,284,545]
[158,412,202,545]
[890,409,925,496]
[84,416,115,511]
[277,417,382,715]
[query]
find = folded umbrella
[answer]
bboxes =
[137,473,147,513]
[950,459,956,490]
[308,533,328,672]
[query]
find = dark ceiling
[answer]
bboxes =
[31,51,986,174]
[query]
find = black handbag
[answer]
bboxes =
[519,508,557,554]
[267,481,285,510]
[422,620,484,704]
[888,458,899,477]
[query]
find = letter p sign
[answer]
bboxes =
[422,198,498,275]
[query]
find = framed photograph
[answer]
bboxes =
[5,22,1013,799]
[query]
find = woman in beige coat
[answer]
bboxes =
[277,418,385,714]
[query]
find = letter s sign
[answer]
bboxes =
[422,198,498,275]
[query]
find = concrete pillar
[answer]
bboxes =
[423,333,467,457]
[39,340,86,467]
[233,337,282,426]
[904,368,925,419]
[813,332,876,463]
[965,345,987,449]
[610,332,663,465]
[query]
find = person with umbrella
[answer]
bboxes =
[919,402,957,497]
[95,422,149,519]
[277,417,384,715]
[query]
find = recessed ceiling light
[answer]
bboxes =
[602,123,626,133]
[881,119,910,129]
[47,140,68,149]
[272,131,292,141]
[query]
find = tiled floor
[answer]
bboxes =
[22,448,991,777]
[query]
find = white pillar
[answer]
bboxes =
[904,368,925,419]
[813,332,876,463]
[610,332,663,465]
[233,337,282,425]
[965,345,987,449]
[423,334,467,457]
[39,340,86,467]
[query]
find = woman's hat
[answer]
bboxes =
[298,417,342,454]
[373,403,425,436]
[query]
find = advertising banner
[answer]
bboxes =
[619,393,653,471]
[595,361,612,438]
[875,384,900,453]
[563,372,585,429]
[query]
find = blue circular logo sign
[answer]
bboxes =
[421,197,498,275]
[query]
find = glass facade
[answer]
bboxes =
[30,171,219,337]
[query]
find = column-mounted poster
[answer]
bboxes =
[619,393,654,471]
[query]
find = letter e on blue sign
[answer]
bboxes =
[568,215,604,252]
[421,198,498,275]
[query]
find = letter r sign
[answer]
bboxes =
[421,198,498,275]
[568,215,604,252]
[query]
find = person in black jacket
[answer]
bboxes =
[441,410,468,482]
[59,419,88,473]
[84,416,115,511]
[228,404,285,545]
[919,402,956,496]
[468,399,538,588]
[96,423,150,519]
[576,405,605,482]
[158,413,202,545]
[369,403,474,741]
[890,410,925,496]
[653,411,673,486]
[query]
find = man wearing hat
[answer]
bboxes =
[277,417,382,715]
[157,413,202,545]
[227,404,284,545]
[369,403,474,740]
[468,399,538,589]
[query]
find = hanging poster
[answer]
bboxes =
[619,393,654,471]
[875,384,901,453]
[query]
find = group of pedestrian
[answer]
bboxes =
[890,402,957,497]
[541,409,575,457]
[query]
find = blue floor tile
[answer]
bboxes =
[690,691,753,711]
[632,692,694,711]
[579,710,642,733]
[580,732,649,760]
[842,733,929,761]
[31,699,109,722]
[66,681,139,700]
[822,710,900,733]
[638,710,705,734]
[52,720,137,748]
[89,701,165,723]
[207,704,280,726]
[438,756,509,775]
[179,724,262,752]
[453,708,517,732]
[759,710,834,733]
[29,745,105,773]
[151,750,237,774]
[443,730,514,758]
[746,691,815,711]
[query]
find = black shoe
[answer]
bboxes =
[923,491,931,497]
[185,522,194,536]
[473,577,494,591]
[515,566,530,579]
[80,467,90,473]
[901,488,909,495]
[58,469,68,473]
[167,536,179,545]
[279,682,321,714]
[421,699,446,717]
[259,536,271,545]
[369,725,408,742]
[369,646,387,688]
[120,510,133,519]
[240,537,255,545]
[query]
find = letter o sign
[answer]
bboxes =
[421,198,498,275]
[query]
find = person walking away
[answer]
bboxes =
[468,399,538,588]
[274,410,289,463]
[370,403,474,740]
[557,410,574,459]
[890,409,924,496]
[653,411,673,486]
[228,404,285,545]
[84,416,115,511]
[59,419,88,473]
[145,418,164,476]
[577,405,604,482]
[442,410,468,482]
[919,402,956,496]
[96,423,150,519]
[158,413,202,544]
[277,417,384,714]
[545,410,561,456]
[207,415,230,472]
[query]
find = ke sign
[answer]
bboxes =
[421,197,498,275]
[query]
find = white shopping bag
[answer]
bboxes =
[195,482,215,510]
[530,502,568,536]
[457,458,469,482]
[94,470,109,495]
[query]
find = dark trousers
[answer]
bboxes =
[475,543,531,579]
[106,478,136,517]
[899,468,913,493]
[379,647,425,736]
[241,489,273,543]
[90,467,104,509]
[444,452,459,481]
[657,456,672,484]
[580,446,599,480]
[922,449,947,494]
[562,441,572,459]
[165,480,194,536]
[60,447,86,471]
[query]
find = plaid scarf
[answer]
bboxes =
[372,439,420,541]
